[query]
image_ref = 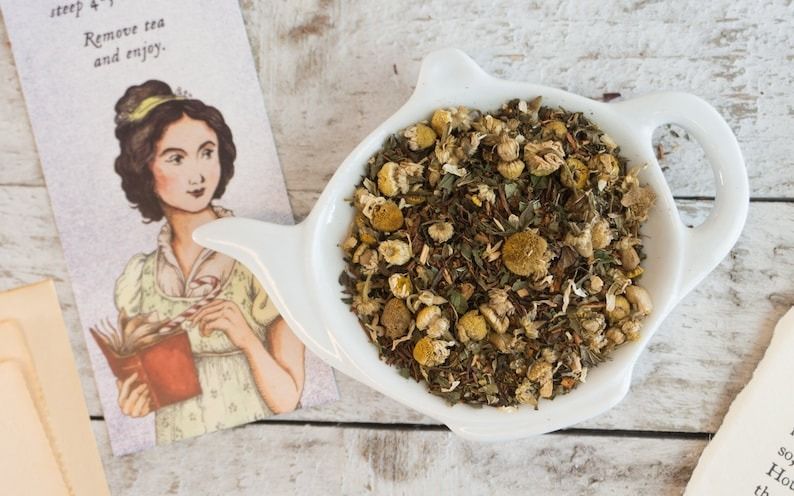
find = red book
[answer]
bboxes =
[90,314,202,410]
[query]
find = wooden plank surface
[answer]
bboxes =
[3,3,794,197]
[2,0,793,494]
[1,186,788,433]
[91,420,705,496]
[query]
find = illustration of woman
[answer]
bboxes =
[112,80,305,443]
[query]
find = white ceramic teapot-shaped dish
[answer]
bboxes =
[194,48,749,441]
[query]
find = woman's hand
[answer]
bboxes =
[189,299,257,350]
[116,372,152,417]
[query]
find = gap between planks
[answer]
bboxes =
[2,181,794,204]
[87,415,712,441]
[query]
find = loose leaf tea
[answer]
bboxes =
[339,97,656,408]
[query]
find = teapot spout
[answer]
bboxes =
[192,217,303,294]
[193,216,352,374]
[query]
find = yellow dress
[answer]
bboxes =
[114,251,280,443]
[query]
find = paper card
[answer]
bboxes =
[0,281,110,495]
[1,0,338,455]
[0,362,70,496]
[685,308,794,496]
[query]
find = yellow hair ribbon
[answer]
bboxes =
[127,95,184,122]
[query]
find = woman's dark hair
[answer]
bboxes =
[114,80,236,222]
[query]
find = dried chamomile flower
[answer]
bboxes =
[413,337,452,367]
[621,319,642,341]
[615,236,641,251]
[541,347,559,363]
[474,184,496,205]
[524,140,565,176]
[497,159,525,180]
[607,295,630,323]
[606,328,626,345]
[587,275,604,295]
[377,162,400,197]
[479,304,509,334]
[472,114,505,136]
[404,123,437,150]
[564,225,594,259]
[514,380,538,406]
[589,153,620,191]
[431,109,452,136]
[527,360,553,398]
[370,201,404,232]
[497,133,521,162]
[456,310,488,343]
[435,135,459,165]
[426,316,450,339]
[561,157,589,190]
[352,294,381,317]
[487,288,515,317]
[357,228,379,247]
[417,290,447,306]
[621,170,656,222]
[489,332,514,353]
[355,247,380,275]
[518,314,539,339]
[483,241,503,262]
[625,285,653,315]
[577,308,606,335]
[504,118,521,132]
[460,132,485,157]
[357,192,386,220]
[605,269,633,313]
[378,239,411,266]
[416,305,442,331]
[591,218,613,250]
[377,161,424,197]
[449,106,473,131]
[524,96,542,121]
[388,273,413,299]
[442,163,468,177]
[428,222,454,243]
[620,246,640,271]
[502,230,552,279]
[624,267,645,279]
[542,120,568,140]
[382,298,412,339]
[427,162,442,187]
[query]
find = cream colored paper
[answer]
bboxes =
[686,307,794,496]
[0,281,110,496]
[0,361,70,495]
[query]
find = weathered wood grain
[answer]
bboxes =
[91,420,704,496]
[2,2,793,196]
[3,1,793,492]
[1,183,789,434]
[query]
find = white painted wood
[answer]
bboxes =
[3,0,793,492]
[0,185,787,434]
[3,2,793,196]
[91,420,705,495]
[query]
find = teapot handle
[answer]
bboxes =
[614,93,749,300]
